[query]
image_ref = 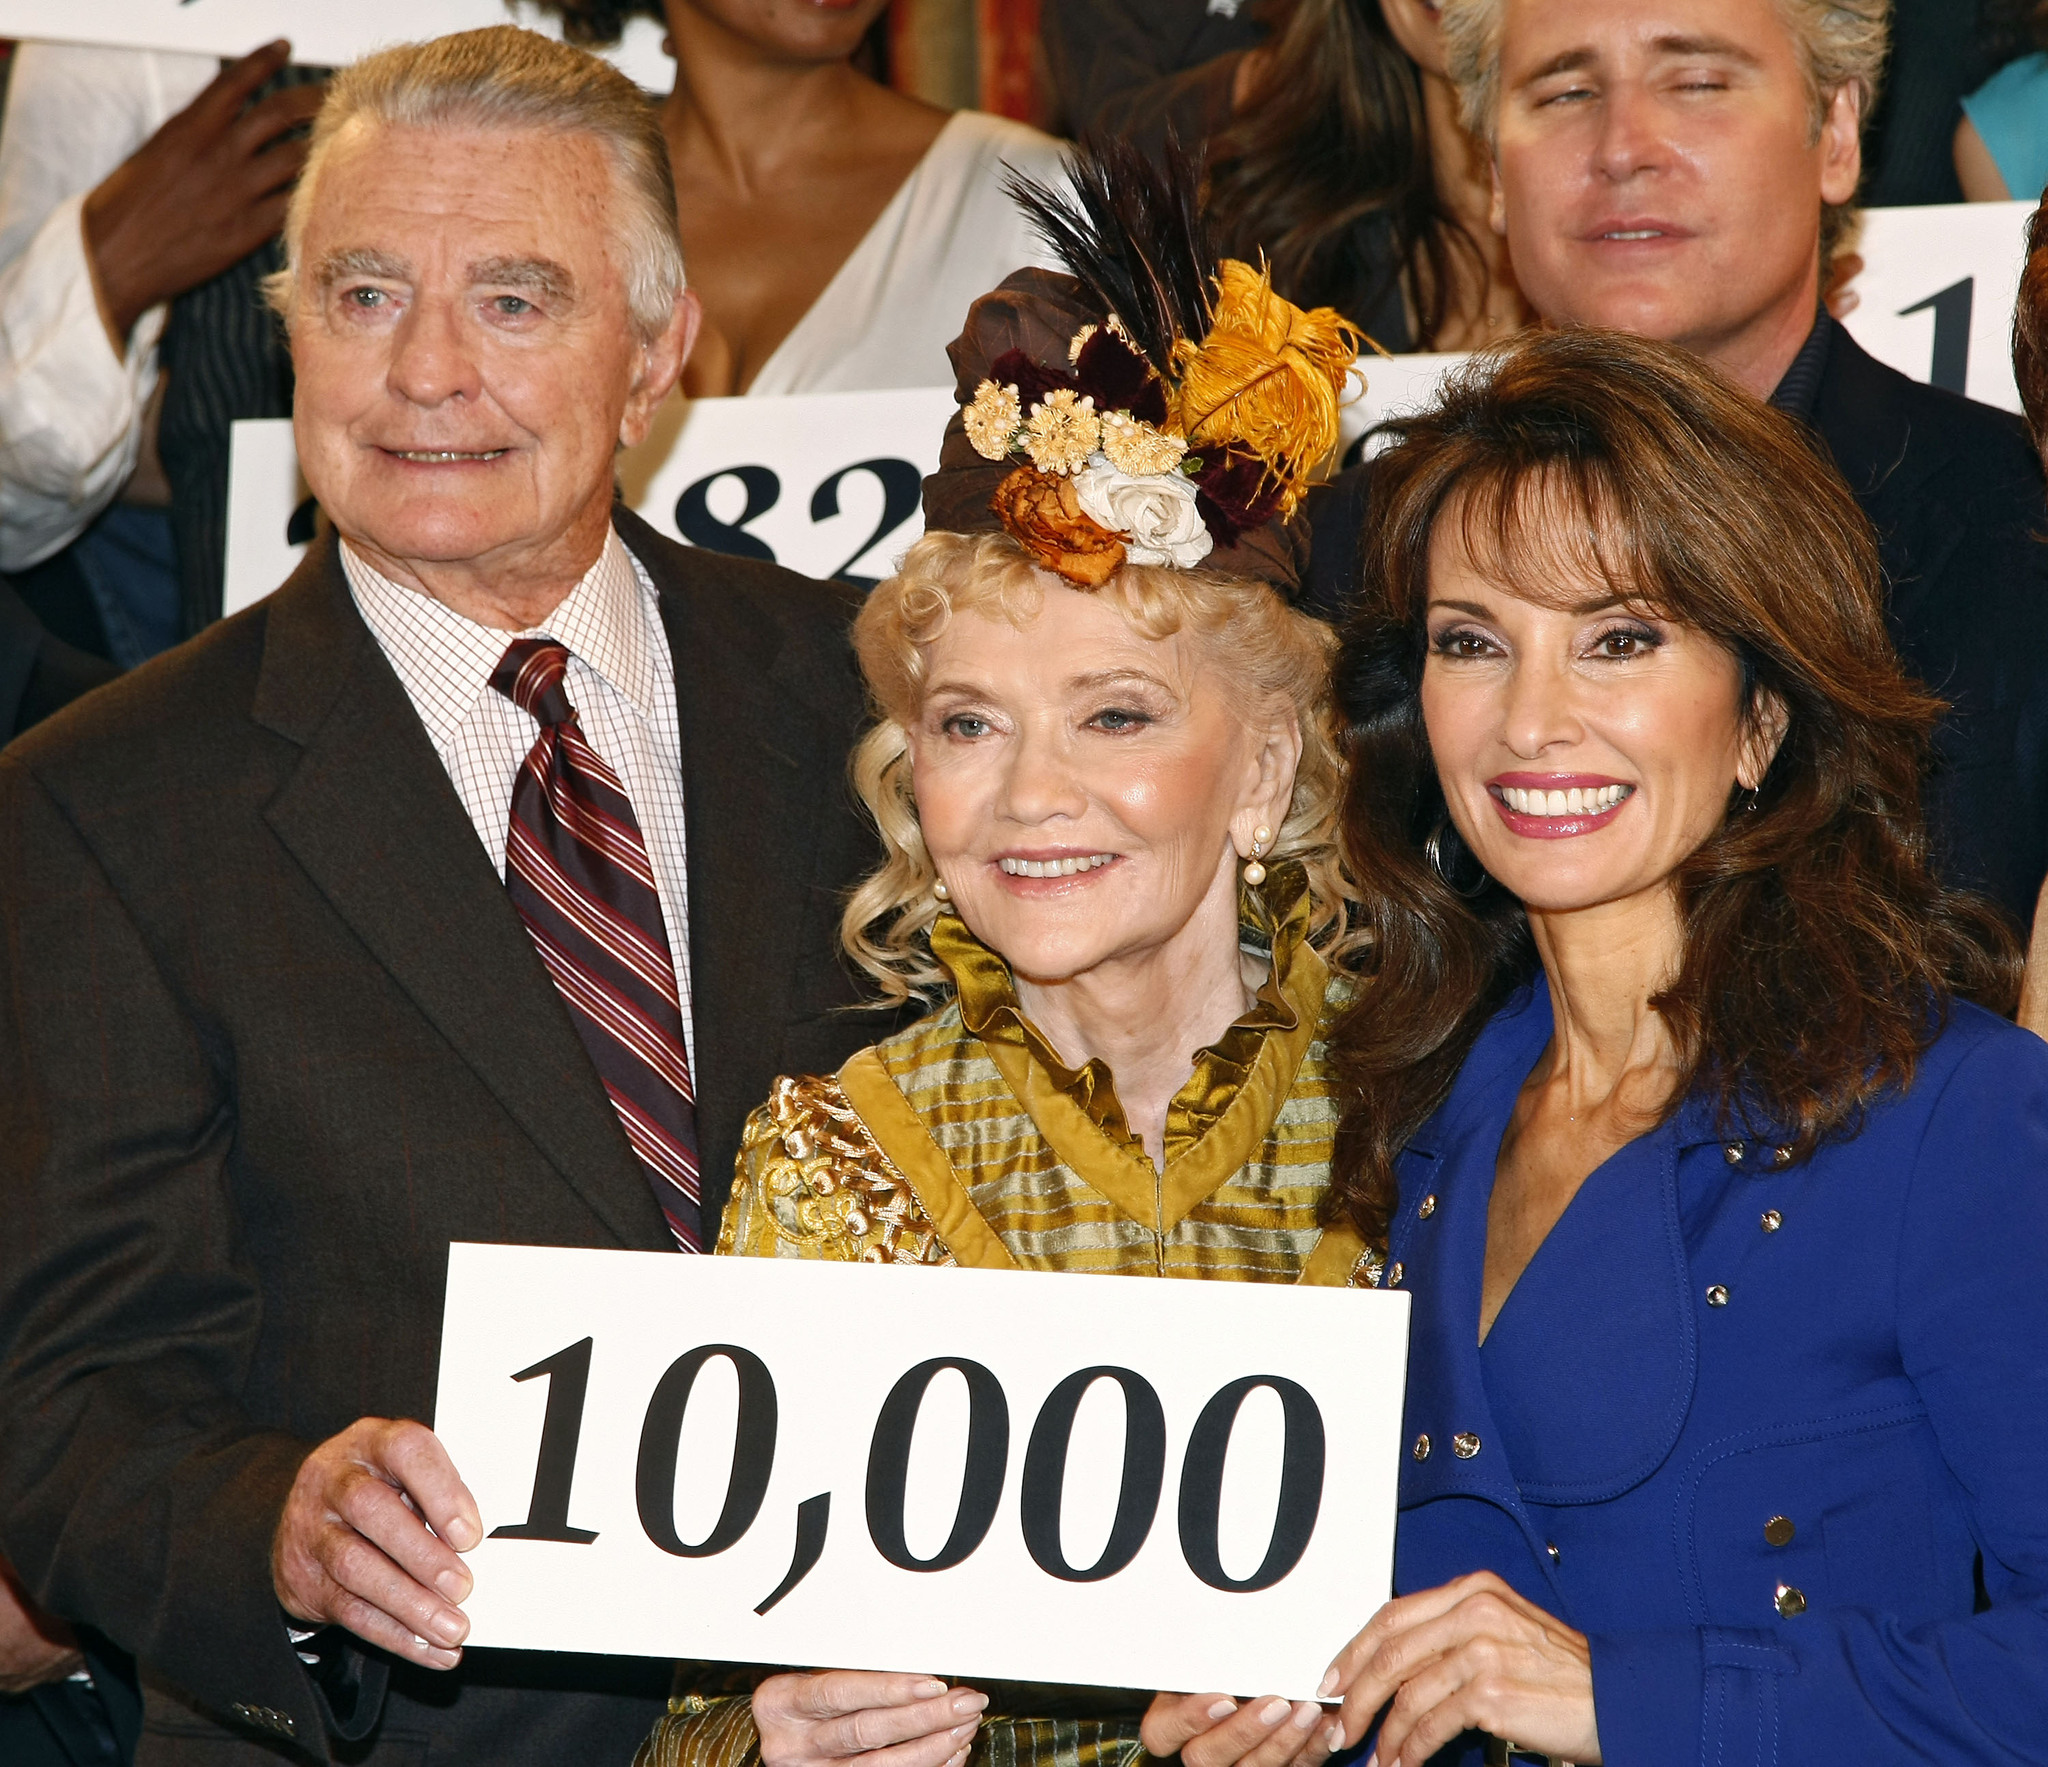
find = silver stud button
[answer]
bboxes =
[1706,1284,1729,1306]
[1387,1262,1404,1286]
[1775,1583,1807,1617]
[1771,1146,1793,1167]
[1723,1142,1745,1165]
[1413,1433,1432,1461]
[1453,1431,1481,1459]
[1545,1541,1561,1565]
[1419,1194,1438,1219]
[1761,1209,1783,1233]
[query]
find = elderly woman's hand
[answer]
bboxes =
[753,1671,988,1767]
[1141,1691,1339,1767]
[1323,1573,1600,1767]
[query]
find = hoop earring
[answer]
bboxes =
[1242,823,1272,887]
[1425,819,1491,900]
[1732,784,1761,815]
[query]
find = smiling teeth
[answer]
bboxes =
[393,449,507,462]
[1502,784,1630,816]
[999,854,1115,877]
[1605,230,1662,240]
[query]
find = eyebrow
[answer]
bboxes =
[1518,33,1764,86]
[469,255,577,303]
[313,246,409,291]
[1066,668,1174,693]
[1428,593,1630,617]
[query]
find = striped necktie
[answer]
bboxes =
[491,639,702,1251]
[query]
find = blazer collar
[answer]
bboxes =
[1394,983,1700,1509]
[251,534,674,1252]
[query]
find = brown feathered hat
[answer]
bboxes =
[921,141,1366,600]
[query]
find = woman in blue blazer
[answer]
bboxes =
[1161,330,2045,1767]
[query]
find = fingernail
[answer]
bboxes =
[951,1720,980,1740]
[952,1692,988,1716]
[914,1679,947,1698]
[430,1610,466,1645]
[1317,1669,1340,1699]
[1206,1699,1238,1722]
[445,1518,480,1550]
[1325,1724,1346,1752]
[435,1569,469,1602]
[1296,1704,1325,1731]
[1260,1699,1290,1727]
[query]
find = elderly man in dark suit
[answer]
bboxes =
[0,27,892,1765]
[1310,0,2048,936]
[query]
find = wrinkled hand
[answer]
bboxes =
[271,1417,482,1672]
[0,1556,84,1694]
[1323,1572,1600,1767]
[81,40,326,344]
[1142,1691,1339,1767]
[753,1671,988,1767]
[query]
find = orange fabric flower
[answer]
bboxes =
[990,465,1127,587]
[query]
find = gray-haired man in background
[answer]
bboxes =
[0,28,888,1763]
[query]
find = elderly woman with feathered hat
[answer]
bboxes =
[635,153,1373,1767]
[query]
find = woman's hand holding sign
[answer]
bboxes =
[1140,1692,1339,1767]
[753,1672,989,1767]
[1319,1573,1601,1767]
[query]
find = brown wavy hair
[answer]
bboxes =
[1325,328,2021,1246]
[1205,0,1488,350]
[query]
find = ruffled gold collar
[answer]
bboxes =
[928,863,1324,1167]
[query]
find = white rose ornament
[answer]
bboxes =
[1070,454,1215,569]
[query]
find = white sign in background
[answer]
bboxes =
[221,201,2040,611]
[2,6,675,90]
[433,1245,1412,1696]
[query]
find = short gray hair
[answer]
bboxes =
[265,25,684,340]
[1442,0,1890,142]
[1441,0,1889,262]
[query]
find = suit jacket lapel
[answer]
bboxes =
[628,513,841,1218]
[251,539,668,1251]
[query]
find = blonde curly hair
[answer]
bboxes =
[842,530,1366,1004]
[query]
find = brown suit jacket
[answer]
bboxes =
[0,509,897,1763]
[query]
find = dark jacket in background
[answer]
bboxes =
[1305,324,2048,931]
[0,509,898,1765]
[0,578,118,745]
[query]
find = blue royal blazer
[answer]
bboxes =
[1383,983,2048,1766]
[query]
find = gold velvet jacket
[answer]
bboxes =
[637,868,1374,1767]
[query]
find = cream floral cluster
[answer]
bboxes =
[964,328,1211,570]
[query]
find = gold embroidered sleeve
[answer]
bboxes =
[720,1075,955,1266]
[634,1692,761,1767]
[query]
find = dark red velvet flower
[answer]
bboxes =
[1192,446,1290,546]
[988,349,1078,412]
[1072,328,1168,426]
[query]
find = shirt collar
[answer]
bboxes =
[1767,308,1834,423]
[341,527,665,751]
[928,863,1325,1161]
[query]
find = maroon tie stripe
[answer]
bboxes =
[491,639,701,1251]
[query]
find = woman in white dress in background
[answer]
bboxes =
[553,0,1071,396]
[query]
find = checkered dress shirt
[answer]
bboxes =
[342,532,695,1065]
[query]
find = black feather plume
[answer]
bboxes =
[1003,134,1220,377]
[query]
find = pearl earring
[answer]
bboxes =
[1243,824,1272,888]
[932,879,951,903]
